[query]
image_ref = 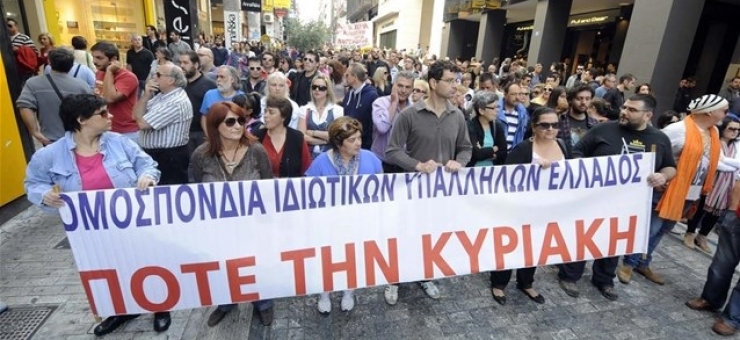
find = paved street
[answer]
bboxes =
[0,205,735,340]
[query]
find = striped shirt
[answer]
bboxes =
[504,110,519,150]
[10,33,38,54]
[139,87,192,149]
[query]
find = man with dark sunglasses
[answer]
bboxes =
[242,57,266,94]
[288,50,320,106]
[261,51,277,75]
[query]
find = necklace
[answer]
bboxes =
[221,145,240,169]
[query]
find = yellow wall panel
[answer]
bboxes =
[0,54,28,206]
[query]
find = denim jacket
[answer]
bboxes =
[25,131,160,212]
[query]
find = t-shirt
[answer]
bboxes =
[475,129,495,167]
[96,69,139,133]
[44,63,96,88]
[75,153,114,190]
[185,74,217,132]
[16,73,92,141]
[568,114,590,146]
[126,48,155,81]
[200,89,244,115]
[662,120,711,201]
[573,121,676,173]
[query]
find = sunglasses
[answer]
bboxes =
[544,88,553,92]
[412,88,427,94]
[249,66,262,71]
[93,109,111,118]
[311,85,328,92]
[303,58,315,63]
[535,122,559,130]
[223,116,247,127]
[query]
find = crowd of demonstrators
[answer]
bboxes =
[14,20,740,336]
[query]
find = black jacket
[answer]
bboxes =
[288,70,317,106]
[466,118,508,166]
[253,128,307,178]
[505,138,571,165]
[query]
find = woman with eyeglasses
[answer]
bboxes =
[467,91,507,167]
[373,66,392,97]
[25,94,164,336]
[298,73,344,158]
[254,97,312,179]
[488,107,570,306]
[231,92,264,135]
[411,79,429,102]
[684,116,740,253]
[305,116,382,315]
[190,101,275,327]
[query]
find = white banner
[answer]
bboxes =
[224,10,242,47]
[59,154,653,317]
[334,21,373,48]
[247,11,261,42]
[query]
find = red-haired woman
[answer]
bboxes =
[189,101,275,326]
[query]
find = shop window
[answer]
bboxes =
[380,30,396,50]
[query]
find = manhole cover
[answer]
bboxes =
[0,306,56,340]
[53,237,70,249]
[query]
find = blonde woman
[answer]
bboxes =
[298,73,345,158]
[411,79,429,103]
[38,33,54,68]
[260,71,300,129]
[373,66,392,97]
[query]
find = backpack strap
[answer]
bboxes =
[45,74,65,101]
[73,64,80,77]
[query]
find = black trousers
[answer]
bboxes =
[143,144,189,185]
[557,257,619,288]
[490,267,536,290]
[687,195,722,236]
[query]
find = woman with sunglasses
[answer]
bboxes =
[530,84,552,106]
[190,101,275,327]
[684,116,740,253]
[298,73,344,159]
[373,66,392,97]
[278,56,296,75]
[411,79,429,102]
[25,94,164,336]
[488,107,570,306]
[305,116,382,315]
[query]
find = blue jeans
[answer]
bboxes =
[622,207,678,268]
[701,211,740,328]
[217,299,274,312]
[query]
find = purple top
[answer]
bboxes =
[370,96,412,162]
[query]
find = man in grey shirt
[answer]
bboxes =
[168,31,192,66]
[383,60,472,305]
[17,48,91,146]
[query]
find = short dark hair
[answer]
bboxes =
[146,25,157,32]
[232,92,262,119]
[619,73,635,84]
[90,41,120,60]
[71,36,88,50]
[247,57,261,64]
[503,82,520,95]
[265,97,293,127]
[567,84,594,102]
[182,50,199,66]
[155,46,173,61]
[48,48,75,73]
[304,50,318,60]
[530,106,558,125]
[170,30,181,37]
[6,17,17,25]
[59,94,107,132]
[261,51,275,61]
[427,60,459,82]
[328,116,363,151]
[628,94,657,113]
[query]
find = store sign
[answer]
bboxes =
[516,24,534,31]
[241,0,261,12]
[567,10,620,27]
[224,10,242,48]
[273,0,291,8]
[164,0,198,48]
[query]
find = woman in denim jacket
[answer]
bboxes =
[24,94,163,336]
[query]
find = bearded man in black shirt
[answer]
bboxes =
[557,94,677,301]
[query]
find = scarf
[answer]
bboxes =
[330,150,360,176]
[656,115,720,221]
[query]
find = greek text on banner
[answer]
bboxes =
[59,154,654,317]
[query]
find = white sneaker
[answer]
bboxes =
[318,292,331,315]
[421,281,441,299]
[340,290,355,312]
[384,285,399,305]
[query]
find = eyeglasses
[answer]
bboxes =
[728,127,740,132]
[544,88,553,92]
[303,58,315,63]
[520,92,530,96]
[311,85,328,92]
[93,109,111,118]
[535,122,559,130]
[532,91,542,96]
[249,66,262,71]
[621,106,647,114]
[223,116,247,127]
[485,106,498,111]
[413,88,427,94]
